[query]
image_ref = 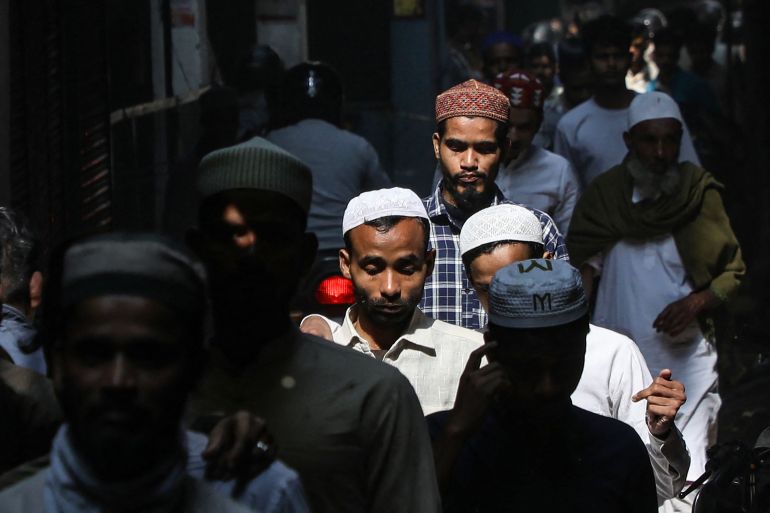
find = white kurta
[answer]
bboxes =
[553,96,701,188]
[592,233,719,481]
[495,145,580,235]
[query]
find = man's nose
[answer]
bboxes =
[460,148,479,169]
[533,371,560,399]
[107,354,136,389]
[381,270,401,300]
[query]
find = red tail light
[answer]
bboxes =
[315,276,355,305]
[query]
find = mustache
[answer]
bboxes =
[362,297,410,309]
[452,171,487,182]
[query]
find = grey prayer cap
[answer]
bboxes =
[488,259,588,329]
[61,232,207,316]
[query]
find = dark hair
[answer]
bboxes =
[0,207,40,306]
[581,15,632,55]
[462,240,545,279]
[344,216,431,255]
[436,118,509,151]
[526,42,556,65]
[653,27,684,52]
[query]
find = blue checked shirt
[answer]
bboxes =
[419,182,569,329]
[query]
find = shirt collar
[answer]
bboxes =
[339,305,437,354]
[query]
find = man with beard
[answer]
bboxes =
[459,204,690,505]
[420,79,568,330]
[492,71,580,234]
[429,259,658,512]
[553,15,700,189]
[300,187,483,415]
[568,92,745,501]
[186,138,440,513]
[0,233,250,513]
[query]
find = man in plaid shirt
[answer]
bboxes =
[419,79,569,329]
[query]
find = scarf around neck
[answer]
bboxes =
[44,425,189,513]
[567,159,745,304]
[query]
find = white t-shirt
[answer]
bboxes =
[496,145,580,235]
[553,97,701,188]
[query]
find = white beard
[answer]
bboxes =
[627,156,681,200]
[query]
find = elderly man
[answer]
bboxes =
[492,71,580,234]
[459,204,689,504]
[421,78,567,330]
[0,234,250,513]
[554,15,700,188]
[568,92,745,490]
[187,138,440,513]
[300,187,483,415]
[430,259,658,512]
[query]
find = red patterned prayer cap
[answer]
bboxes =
[435,79,510,124]
[492,70,545,112]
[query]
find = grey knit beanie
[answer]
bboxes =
[197,137,313,213]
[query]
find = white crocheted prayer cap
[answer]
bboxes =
[342,187,429,235]
[460,204,543,256]
[628,91,683,130]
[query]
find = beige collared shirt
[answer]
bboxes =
[329,306,484,415]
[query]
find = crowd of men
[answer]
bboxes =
[0,11,746,513]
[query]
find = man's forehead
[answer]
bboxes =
[349,219,425,253]
[442,116,499,139]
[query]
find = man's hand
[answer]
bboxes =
[632,369,687,438]
[203,411,276,490]
[446,342,510,438]
[653,289,720,337]
[300,315,334,341]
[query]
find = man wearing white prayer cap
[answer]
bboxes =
[568,90,745,509]
[459,203,690,505]
[301,187,484,415]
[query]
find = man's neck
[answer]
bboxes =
[593,87,635,110]
[351,306,411,351]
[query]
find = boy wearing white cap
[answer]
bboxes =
[459,203,689,504]
[568,92,745,491]
[430,259,658,512]
[301,187,484,415]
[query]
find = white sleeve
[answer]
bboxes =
[610,334,690,503]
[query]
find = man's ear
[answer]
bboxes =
[542,251,553,260]
[28,271,43,312]
[432,132,441,159]
[622,131,633,151]
[425,249,436,278]
[339,248,352,279]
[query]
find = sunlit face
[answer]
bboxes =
[507,107,542,162]
[624,118,683,175]
[55,296,193,481]
[589,43,631,88]
[341,218,434,328]
[433,116,504,212]
[468,243,537,311]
